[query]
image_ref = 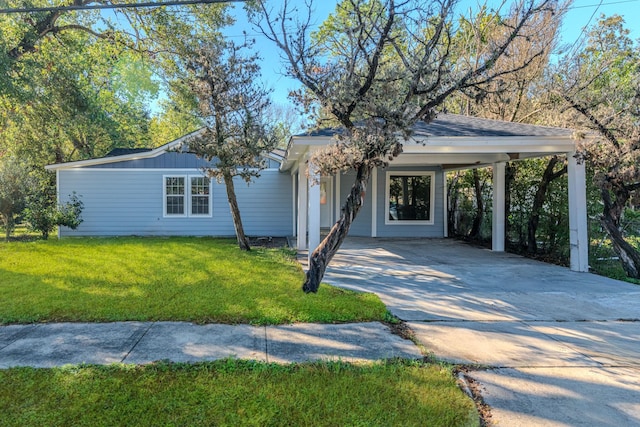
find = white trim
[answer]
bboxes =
[491,163,506,252]
[568,152,589,272]
[54,167,282,173]
[308,163,321,257]
[297,166,308,251]
[371,168,377,237]
[292,174,297,236]
[443,170,448,238]
[384,171,436,225]
[162,174,213,218]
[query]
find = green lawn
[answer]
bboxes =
[0,360,479,427]
[0,237,386,325]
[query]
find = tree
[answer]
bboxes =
[1,0,230,165]
[559,15,640,278]
[255,0,558,292]
[23,170,84,240]
[0,155,32,241]
[185,40,275,251]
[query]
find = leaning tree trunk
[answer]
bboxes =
[527,156,567,253]
[303,164,372,293]
[447,172,460,236]
[223,172,251,251]
[468,168,484,239]
[600,187,640,278]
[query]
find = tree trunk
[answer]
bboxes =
[303,164,372,293]
[223,172,251,251]
[3,217,11,242]
[601,187,640,278]
[447,172,460,235]
[468,169,484,239]
[527,156,567,253]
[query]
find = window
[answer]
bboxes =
[164,175,211,217]
[190,176,210,215]
[385,172,434,225]
[165,176,185,216]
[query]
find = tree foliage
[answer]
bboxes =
[558,15,640,278]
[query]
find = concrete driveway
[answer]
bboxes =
[320,238,640,426]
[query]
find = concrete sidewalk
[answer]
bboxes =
[0,321,422,368]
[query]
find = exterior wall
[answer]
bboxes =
[325,166,444,238]
[57,168,292,237]
[373,166,445,238]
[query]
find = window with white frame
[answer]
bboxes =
[385,171,434,224]
[164,175,211,217]
[190,176,210,215]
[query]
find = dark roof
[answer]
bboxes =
[104,148,153,157]
[412,114,573,137]
[296,114,573,139]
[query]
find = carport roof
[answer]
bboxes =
[282,113,576,171]
[301,113,573,138]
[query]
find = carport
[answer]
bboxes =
[283,114,589,272]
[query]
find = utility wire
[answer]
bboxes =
[0,0,245,14]
[566,0,604,56]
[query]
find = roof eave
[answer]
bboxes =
[45,128,205,171]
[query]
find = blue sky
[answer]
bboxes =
[223,0,640,106]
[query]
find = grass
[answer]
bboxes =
[0,359,479,427]
[0,237,387,325]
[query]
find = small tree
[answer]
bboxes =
[185,40,274,251]
[24,191,84,240]
[0,155,32,241]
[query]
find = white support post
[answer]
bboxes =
[443,170,448,238]
[297,165,308,251]
[492,163,506,252]
[292,173,297,237]
[568,151,589,272]
[308,161,321,260]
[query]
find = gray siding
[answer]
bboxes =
[88,152,216,169]
[58,169,292,237]
[373,166,445,238]
[88,151,281,170]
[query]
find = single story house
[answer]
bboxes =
[46,114,589,272]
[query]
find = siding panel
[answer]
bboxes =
[58,169,292,237]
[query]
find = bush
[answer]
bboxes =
[24,193,84,240]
